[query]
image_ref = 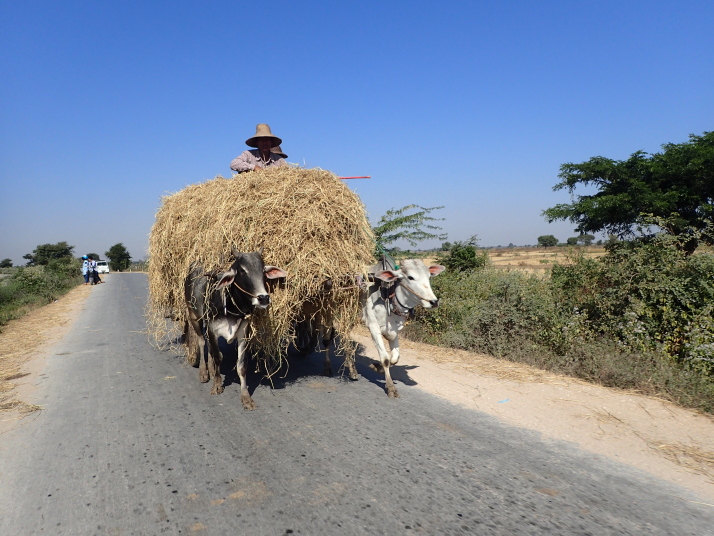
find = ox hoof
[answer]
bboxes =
[241,394,256,411]
[210,383,224,395]
[369,363,385,374]
[199,372,210,383]
[322,367,333,377]
[387,387,400,399]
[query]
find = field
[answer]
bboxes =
[418,245,606,273]
[486,245,606,272]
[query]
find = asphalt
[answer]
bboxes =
[0,273,712,535]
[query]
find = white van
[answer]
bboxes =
[96,260,110,274]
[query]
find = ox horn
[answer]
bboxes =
[231,246,241,259]
[257,246,264,255]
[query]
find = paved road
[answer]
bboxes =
[0,273,712,535]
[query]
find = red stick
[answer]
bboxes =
[339,176,371,179]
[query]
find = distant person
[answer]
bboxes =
[230,124,287,173]
[81,255,90,285]
[89,258,103,285]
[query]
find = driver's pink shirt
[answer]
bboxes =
[230,149,286,173]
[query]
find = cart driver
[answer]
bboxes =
[230,124,287,173]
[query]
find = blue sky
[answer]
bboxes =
[1,0,712,264]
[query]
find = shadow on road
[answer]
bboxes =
[180,336,421,397]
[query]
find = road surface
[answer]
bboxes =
[0,273,712,535]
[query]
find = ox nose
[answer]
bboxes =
[257,294,270,307]
[429,299,439,308]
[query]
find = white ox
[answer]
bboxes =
[361,259,445,398]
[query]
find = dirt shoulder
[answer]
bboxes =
[2,279,713,504]
[353,328,714,504]
[0,281,95,433]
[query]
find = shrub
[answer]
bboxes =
[407,269,565,356]
[403,238,714,413]
[438,241,489,272]
[550,238,714,370]
[0,262,83,328]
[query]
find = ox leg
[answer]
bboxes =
[205,328,224,395]
[198,336,210,382]
[184,316,202,369]
[387,334,401,366]
[366,322,399,398]
[185,310,210,382]
[383,332,401,398]
[320,325,335,377]
[232,321,255,410]
[346,354,359,381]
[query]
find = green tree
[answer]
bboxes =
[577,234,595,246]
[542,131,714,254]
[566,237,578,246]
[605,234,619,247]
[372,205,447,256]
[537,235,558,248]
[0,258,12,268]
[105,243,132,271]
[441,241,452,251]
[439,236,488,272]
[86,253,100,261]
[24,242,75,266]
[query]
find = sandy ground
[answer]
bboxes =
[0,281,95,431]
[2,275,714,505]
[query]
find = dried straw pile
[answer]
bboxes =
[147,167,375,368]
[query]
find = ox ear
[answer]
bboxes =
[374,269,402,283]
[264,266,287,279]
[216,268,237,290]
[428,265,446,277]
[231,247,241,259]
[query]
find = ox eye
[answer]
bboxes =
[407,275,415,281]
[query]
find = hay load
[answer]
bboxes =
[147,167,375,369]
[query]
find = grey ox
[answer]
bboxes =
[361,258,445,398]
[184,248,286,410]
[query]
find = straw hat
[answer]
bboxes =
[246,123,282,148]
[271,145,288,159]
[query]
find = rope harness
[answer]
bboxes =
[373,254,433,318]
[220,280,258,318]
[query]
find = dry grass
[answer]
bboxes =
[486,246,606,273]
[147,167,375,371]
[648,441,714,480]
[488,246,605,273]
[420,246,606,275]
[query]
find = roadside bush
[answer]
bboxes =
[46,257,81,280]
[12,268,51,298]
[0,261,83,328]
[403,239,714,413]
[551,238,714,373]
[406,269,566,356]
[437,241,489,272]
[682,305,714,376]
